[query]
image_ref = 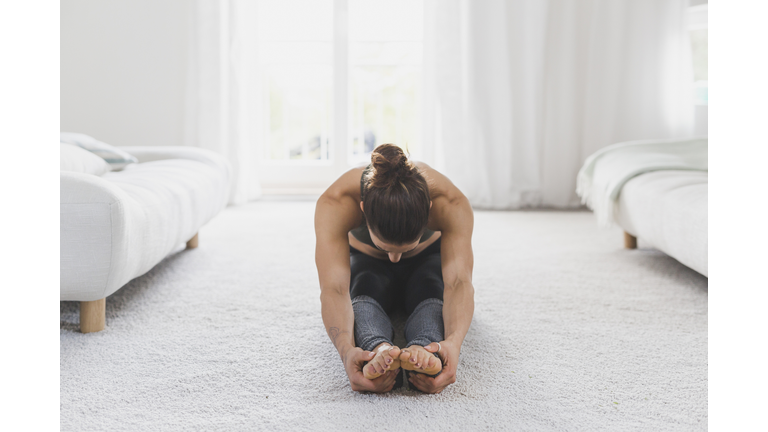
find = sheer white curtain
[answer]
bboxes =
[422,0,694,209]
[185,0,262,205]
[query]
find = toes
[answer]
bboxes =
[409,349,423,368]
[374,358,387,373]
[364,363,379,379]
[382,352,395,367]
[402,347,422,366]
[367,359,386,377]
[417,351,429,369]
[388,346,401,359]
[373,358,385,372]
[424,352,433,368]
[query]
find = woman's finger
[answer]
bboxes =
[410,375,435,393]
[375,370,397,384]
[359,350,375,362]
[373,373,396,392]
[351,375,377,392]
[413,368,450,391]
[408,376,422,391]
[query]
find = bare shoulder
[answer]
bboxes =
[322,161,461,203]
[413,161,472,233]
[413,161,466,203]
[315,165,366,235]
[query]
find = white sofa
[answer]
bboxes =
[577,137,708,277]
[61,146,231,332]
[616,170,708,276]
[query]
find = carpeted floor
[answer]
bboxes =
[60,201,708,431]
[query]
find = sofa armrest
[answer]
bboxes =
[61,170,126,205]
[60,172,134,301]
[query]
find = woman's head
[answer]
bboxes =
[361,144,431,246]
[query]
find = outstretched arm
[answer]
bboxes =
[438,195,475,347]
[410,167,475,394]
[315,194,356,357]
[314,188,396,393]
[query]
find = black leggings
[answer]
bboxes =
[349,237,445,352]
[350,237,444,314]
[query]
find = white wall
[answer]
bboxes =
[61,0,191,147]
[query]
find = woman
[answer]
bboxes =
[314,144,475,394]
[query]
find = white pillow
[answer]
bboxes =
[60,132,138,170]
[60,143,112,176]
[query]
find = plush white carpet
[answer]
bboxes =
[60,201,708,431]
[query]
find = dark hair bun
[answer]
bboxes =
[369,144,411,189]
[362,143,431,244]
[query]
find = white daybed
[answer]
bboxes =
[577,137,708,277]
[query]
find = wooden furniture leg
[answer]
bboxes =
[186,232,199,249]
[80,298,106,333]
[624,231,637,249]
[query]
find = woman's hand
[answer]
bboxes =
[408,340,459,394]
[343,347,398,393]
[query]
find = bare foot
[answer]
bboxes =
[363,343,402,380]
[399,345,442,376]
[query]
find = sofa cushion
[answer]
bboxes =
[61,143,112,176]
[616,170,708,276]
[60,132,139,170]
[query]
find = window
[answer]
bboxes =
[687,3,708,106]
[686,2,707,136]
[258,0,333,163]
[348,0,423,165]
[257,0,424,193]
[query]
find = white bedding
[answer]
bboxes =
[576,137,708,226]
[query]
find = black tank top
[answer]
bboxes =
[349,164,435,247]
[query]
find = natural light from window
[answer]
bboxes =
[257,0,423,165]
[687,4,708,106]
[349,0,423,164]
[258,0,333,162]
